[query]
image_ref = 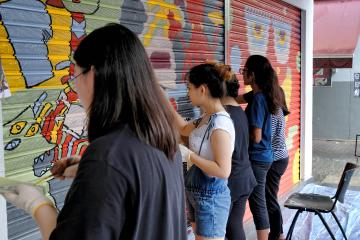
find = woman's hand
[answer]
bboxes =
[1,184,58,240]
[179,144,194,170]
[1,184,54,217]
[51,156,81,180]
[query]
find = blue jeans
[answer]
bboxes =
[248,161,272,230]
[186,188,231,238]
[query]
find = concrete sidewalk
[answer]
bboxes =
[313,139,360,189]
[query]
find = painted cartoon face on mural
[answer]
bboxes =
[244,5,270,55]
[240,5,293,69]
[272,19,292,64]
[228,1,301,188]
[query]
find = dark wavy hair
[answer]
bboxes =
[205,61,238,98]
[225,74,240,98]
[74,23,178,159]
[244,55,283,114]
[187,63,225,98]
[280,87,290,116]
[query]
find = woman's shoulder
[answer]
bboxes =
[225,105,245,115]
[86,125,139,152]
[226,106,247,123]
[84,125,166,166]
[253,91,266,100]
[213,111,232,123]
[211,112,235,134]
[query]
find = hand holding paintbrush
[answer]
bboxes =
[50,155,81,180]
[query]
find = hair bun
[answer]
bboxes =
[205,60,234,82]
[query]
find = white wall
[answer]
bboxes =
[352,37,360,78]
[331,69,351,82]
[0,100,8,240]
[313,37,360,140]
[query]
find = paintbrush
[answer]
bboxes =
[34,173,54,185]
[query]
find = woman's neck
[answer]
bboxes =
[221,96,239,106]
[202,99,225,115]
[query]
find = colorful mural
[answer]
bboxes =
[227,0,301,204]
[0,0,224,237]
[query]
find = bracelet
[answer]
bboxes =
[32,201,55,217]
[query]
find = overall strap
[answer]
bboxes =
[197,113,232,156]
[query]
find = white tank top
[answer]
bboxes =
[189,111,235,161]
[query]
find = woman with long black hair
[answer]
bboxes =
[1,23,187,240]
[237,55,283,240]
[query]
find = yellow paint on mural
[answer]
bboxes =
[275,29,287,46]
[64,86,71,94]
[147,0,183,13]
[59,105,68,116]
[24,123,40,137]
[36,102,53,123]
[143,1,183,47]
[50,120,64,144]
[282,67,300,183]
[40,5,72,89]
[293,148,300,183]
[0,21,26,91]
[208,11,224,26]
[252,23,264,40]
[281,67,292,117]
[10,121,27,135]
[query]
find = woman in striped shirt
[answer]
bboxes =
[266,87,290,240]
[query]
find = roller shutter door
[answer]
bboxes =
[227,0,301,220]
[0,0,224,239]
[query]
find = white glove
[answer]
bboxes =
[179,144,194,170]
[2,184,54,217]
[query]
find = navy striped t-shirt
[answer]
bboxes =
[271,109,289,161]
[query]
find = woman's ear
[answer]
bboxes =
[200,84,207,96]
[90,65,96,75]
[250,72,255,84]
[87,66,96,83]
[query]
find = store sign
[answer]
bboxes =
[355,73,360,97]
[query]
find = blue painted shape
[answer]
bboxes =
[4,138,21,151]
[230,45,241,73]
[0,0,53,87]
[32,92,48,116]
